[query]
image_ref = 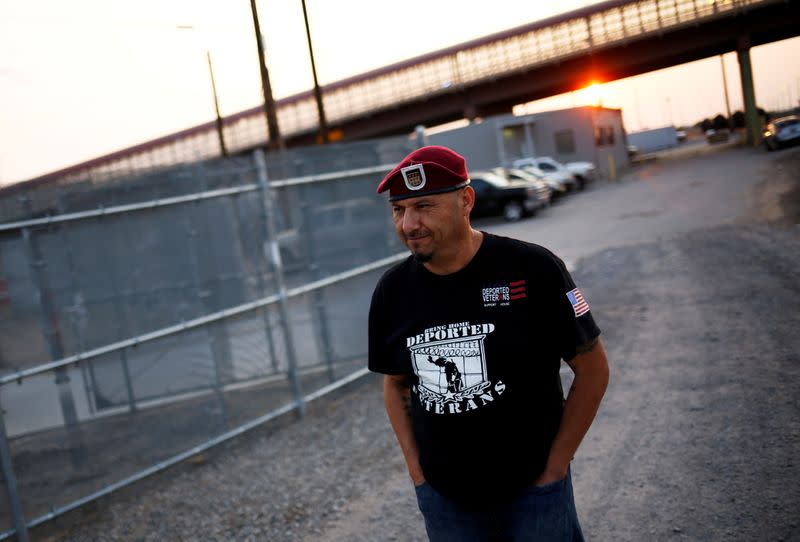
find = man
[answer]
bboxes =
[368,146,609,541]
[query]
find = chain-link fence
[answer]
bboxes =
[0,137,415,540]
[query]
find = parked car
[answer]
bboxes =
[763,115,800,151]
[492,167,551,209]
[511,157,579,191]
[563,160,596,185]
[705,128,730,144]
[469,170,541,221]
[509,162,569,198]
[528,156,596,189]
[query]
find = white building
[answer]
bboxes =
[426,106,629,178]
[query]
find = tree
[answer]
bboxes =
[732,111,745,128]
[712,114,728,130]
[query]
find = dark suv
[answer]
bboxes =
[469,170,541,221]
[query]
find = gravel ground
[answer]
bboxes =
[42,148,799,542]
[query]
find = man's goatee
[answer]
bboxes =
[413,251,433,263]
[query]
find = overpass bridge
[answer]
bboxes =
[10,0,800,189]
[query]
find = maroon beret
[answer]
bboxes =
[377,146,470,201]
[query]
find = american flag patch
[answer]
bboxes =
[509,279,527,300]
[566,287,590,317]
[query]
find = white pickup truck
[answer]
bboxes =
[512,157,596,190]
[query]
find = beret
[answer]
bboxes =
[377,146,470,201]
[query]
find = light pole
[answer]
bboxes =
[249,0,284,151]
[177,25,228,157]
[300,0,329,143]
[206,51,228,157]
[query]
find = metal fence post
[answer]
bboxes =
[99,216,138,414]
[299,185,336,382]
[414,125,427,148]
[254,150,305,416]
[0,398,29,542]
[56,195,97,415]
[230,190,280,375]
[20,213,87,467]
[181,201,230,431]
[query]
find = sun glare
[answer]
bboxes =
[582,82,603,106]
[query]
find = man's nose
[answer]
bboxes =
[402,208,420,233]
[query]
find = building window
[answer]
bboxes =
[594,125,615,146]
[554,129,576,154]
[605,126,615,145]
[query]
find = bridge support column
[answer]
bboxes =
[736,35,761,146]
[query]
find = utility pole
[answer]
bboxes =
[301,0,329,143]
[249,0,284,151]
[206,51,228,157]
[176,25,228,157]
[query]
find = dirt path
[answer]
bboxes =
[573,224,800,541]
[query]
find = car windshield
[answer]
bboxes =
[517,164,545,176]
[775,118,799,128]
[506,169,540,182]
[473,172,510,187]
[538,162,557,171]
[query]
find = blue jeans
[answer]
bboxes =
[414,469,584,541]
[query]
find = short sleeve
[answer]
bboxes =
[544,253,601,362]
[368,279,406,375]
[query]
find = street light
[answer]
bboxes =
[249,0,284,151]
[177,25,229,157]
[300,0,329,144]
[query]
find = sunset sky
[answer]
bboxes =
[1,0,798,185]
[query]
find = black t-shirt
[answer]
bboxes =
[368,232,600,510]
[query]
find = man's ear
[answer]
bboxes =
[461,186,475,215]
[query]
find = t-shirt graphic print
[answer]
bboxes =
[407,321,505,415]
